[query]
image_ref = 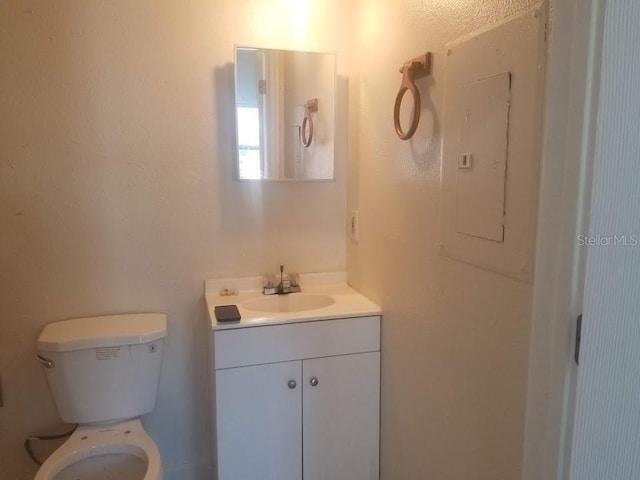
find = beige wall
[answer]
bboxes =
[1,0,545,479]
[347,1,541,479]
[0,1,349,478]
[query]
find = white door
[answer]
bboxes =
[215,361,302,480]
[303,352,380,480]
[568,1,640,479]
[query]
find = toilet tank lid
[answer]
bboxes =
[37,313,167,352]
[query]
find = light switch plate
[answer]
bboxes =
[350,210,360,243]
[458,154,473,169]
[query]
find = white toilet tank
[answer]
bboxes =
[37,313,167,424]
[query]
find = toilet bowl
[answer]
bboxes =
[35,419,162,480]
[35,314,167,480]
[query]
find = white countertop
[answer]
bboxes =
[205,273,381,330]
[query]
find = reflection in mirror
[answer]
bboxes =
[234,46,336,181]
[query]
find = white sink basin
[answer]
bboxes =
[242,294,336,313]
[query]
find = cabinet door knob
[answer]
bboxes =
[309,377,319,387]
[288,380,297,389]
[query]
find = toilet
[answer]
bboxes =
[34,313,167,480]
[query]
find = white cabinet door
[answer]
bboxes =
[215,361,302,480]
[303,352,380,480]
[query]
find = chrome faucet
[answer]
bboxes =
[263,265,301,295]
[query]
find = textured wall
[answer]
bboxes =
[347,1,542,479]
[0,1,349,478]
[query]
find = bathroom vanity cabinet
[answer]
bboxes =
[210,315,380,480]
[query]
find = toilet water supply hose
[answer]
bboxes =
[24,424,78,466]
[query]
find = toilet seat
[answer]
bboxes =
[35,418,162,480]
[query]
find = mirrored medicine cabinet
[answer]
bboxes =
[234,46,336,181]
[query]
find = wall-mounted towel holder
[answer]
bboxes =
[394,52,432,140]
[302,98,319,147]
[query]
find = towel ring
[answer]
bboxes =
[302,98,318,147]
[393,53,432,140]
